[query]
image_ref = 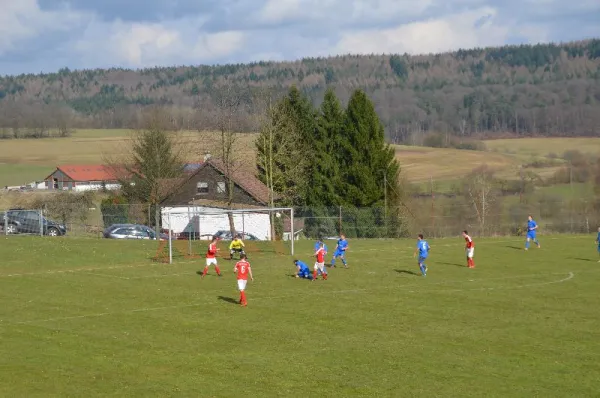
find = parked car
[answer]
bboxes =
[102,224,168,240]
[213,230,260,241]
[0,209,66,236]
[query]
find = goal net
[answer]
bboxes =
[156,206,296,264]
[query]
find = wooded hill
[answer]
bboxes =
[1,39,599,140]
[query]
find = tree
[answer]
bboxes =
[256,86,315,207]
[205,84,252,236]
[255,92,305,208]
[308,88,344,207]
[340,89,400,208]
[106,107,185,235]
[462,165,498,235]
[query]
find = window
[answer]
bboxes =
[217,181,226,194]
[196,182,208,194]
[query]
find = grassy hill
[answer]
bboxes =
[1,40,599,139]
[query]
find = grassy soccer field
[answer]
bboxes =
[1,236,599,397]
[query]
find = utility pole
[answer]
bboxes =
[383,172,387,221]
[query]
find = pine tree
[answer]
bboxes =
[307,88,345,206]
[340,89,399,207]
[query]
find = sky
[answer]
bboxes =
[0,0,599,76]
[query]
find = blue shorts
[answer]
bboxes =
[418,256,427,263]
[334,250,345,258]
[526,232,536,239]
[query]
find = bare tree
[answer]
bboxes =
[463,166,497,235]
[201,84,252,236]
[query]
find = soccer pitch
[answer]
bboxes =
[1,236,599,397]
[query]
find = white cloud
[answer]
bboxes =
[258,0,435,24]
[0,0,599,74]
[334,7,511,55]
[192,31,246,60]
[0,0,87,55]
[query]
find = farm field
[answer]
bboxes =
[2,130,600,195]
[1,236,599,396]
[484,137,600,159]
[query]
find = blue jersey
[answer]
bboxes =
[296,261,310,274]
[527,220,537,233]
[597,232,600,245]
[417,240,430,258]
[336,239,348,251]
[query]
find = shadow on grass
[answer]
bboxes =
[395,269,420,276]
[217,296,239,305]
[571,257,596,262]
[506,245,523,250]
[437,261,464,268]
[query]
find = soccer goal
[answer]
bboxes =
[157,206,296,264]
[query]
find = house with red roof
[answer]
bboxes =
[43,165,122,192]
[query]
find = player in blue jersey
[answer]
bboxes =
[293,259,313,279]
[413,234,430,276]
[525,215,541,250]
[331,234,348,268]
[596,227,600,262]
[314,239,328,275]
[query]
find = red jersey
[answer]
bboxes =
[206,242,217,258]
[464,235,474,249]
[315,247,325,263]
[235,260,251,280]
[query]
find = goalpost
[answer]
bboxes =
[158,206,296,264]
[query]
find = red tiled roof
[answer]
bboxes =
[49,165,121,182]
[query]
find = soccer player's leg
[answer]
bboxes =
[319,263,327,280]
[331,253,337,267]
[467,248,475,268]
[525,234,531,250]
[237,279,247,306]
[202,258,213,278]
[418,256,427,276]
[313,263,319,281]
[340,252,348,268]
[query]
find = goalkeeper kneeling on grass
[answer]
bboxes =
[229,235,246,260]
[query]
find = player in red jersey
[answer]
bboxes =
[462,230,475,268]
[202,236,222,278]
[234,254,253,306]
[313,242,328,281]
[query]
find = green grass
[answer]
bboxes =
[1,236,599,397]
[0,163,54,187]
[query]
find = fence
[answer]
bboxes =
[2,197,599,239]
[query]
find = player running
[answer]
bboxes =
[201,236,222,278]
[413,234,430,277]
[234,254,253,306]
[313,242,328,281]
[229,234,246,260]
[462,230,476,268]
[525,215,541,250]
[330,234,348,268]
[293,259,313,279]
[596,227,600,263]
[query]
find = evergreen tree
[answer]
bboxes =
[307,88,345,206]
[256,86,315,206]
[341,89,400,208]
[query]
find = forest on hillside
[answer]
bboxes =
[0,40,599,140]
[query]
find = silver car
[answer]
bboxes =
[103,224,168,240]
